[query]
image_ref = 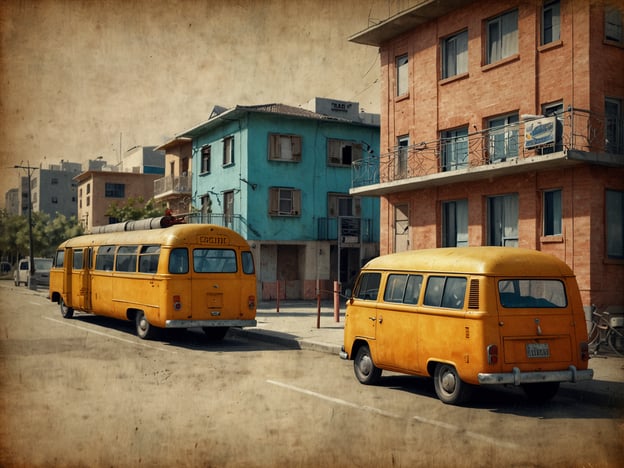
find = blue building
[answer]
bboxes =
[179,97,380,300]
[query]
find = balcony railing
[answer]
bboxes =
[352,107,623,188]
[154,175,191,197]
[317,216,377,243]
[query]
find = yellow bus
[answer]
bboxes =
[49,222,257,340]
[340,247,593,404]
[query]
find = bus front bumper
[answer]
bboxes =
[165,319,257,329]
[478,366,593,386]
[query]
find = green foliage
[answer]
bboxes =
[0,209,84,262]
[105,196,166,222]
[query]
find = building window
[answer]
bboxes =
[442,30,468,79]
[606,190,624,258]
[396,135,409,178]
[328,193,361,218]
[87,183,91,194]
[269,134,302,161]
[396,54,408,96]
[442,199,468,247]
[223,190,234,228]
[86,196,90,207]
[487,194,519,247]
[51,196,58,204]
[201,146,211,173]
[488,113,519,162]
[486,9,518,64]
[605,97,623,154]
[543,189,562,236]
[51,178,59,185]
[105,183,125,198]
[223,136,234,166]
[542,1,561,45]
[269,187,301,216]
[327,139,362,166]
[605,6,623,43]
[441,127,469,171]
[201,194,211,217]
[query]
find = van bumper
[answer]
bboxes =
[165,319,257,328]
[478,366,593,386]
[339,346,348,360]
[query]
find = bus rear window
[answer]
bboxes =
[193,249,237,273]
[498,279,567,308]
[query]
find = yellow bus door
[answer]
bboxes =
[63,248,73,306]
[79,247,92,311]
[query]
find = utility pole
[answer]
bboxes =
[14,163,39,290]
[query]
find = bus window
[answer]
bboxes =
[95,245,115,271]
[194,249,237,273]
[384,274,408,303]
[404,275,423,304]
[116,246,138,272]
[169,248,189,274]
[425,276,467,309]
[73,249,83,270]
[54,250,65,268]
[242,251,255,274]
[138,245,160,274]
[354,272,381,300]
[498,279,567,308]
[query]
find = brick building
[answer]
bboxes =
[349,0,624,310]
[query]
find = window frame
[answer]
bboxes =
[488,113,519,162]
[441,126,469,171]
[222,136,234,167]
[442,199,469,247]
[543,189,562,237]
[104,183,125,198]
[487,193,519,247]
[606,189,624,259]
[268,134,302,162]
[486,9,519,64]
[269,187,302,217]
[605,97,623,154]
[327,139,362,166]
[541,0,561,45]
[396,54,409,97]
[605,6,623,44]
[442,29,468,79]
[201,145,211,174]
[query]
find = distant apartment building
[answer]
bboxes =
[153,137,193,215]
[119,146,165,174]
[75,152,164,232]
[171,98,380,300]
[4,188,19,215]
[349,0,624,310]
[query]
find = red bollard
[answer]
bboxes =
[334,281,340,322]
[316,279,321,329]
[276,280,280,314]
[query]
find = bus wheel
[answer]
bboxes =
[59,298,74,319]
[433,363,471,405]
[354,344,381,385]
[202,327,229,341]
[135,311,155,340]
[522,382,560,402]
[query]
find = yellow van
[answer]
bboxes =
[340,247,593,404]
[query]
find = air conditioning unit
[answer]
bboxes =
[524,116,556,149]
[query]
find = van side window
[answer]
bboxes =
[354,272,381,300]
[384,274,424,304]
[116,246,138,272]
[241,251,255,274]
[138,245,160,274]
[95,245,115,271]
[54,250,65,268]
[404,275,423,304]
[73,249,83,270]
[169,248,189,274]
[424,276,467,309]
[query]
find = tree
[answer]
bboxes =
[105,197,166,222]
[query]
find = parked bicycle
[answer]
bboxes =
[588,305,624,357]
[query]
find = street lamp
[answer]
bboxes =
[14,163,39,290]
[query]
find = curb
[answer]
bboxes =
[228,327,342,355]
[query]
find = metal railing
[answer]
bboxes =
[317,216,377,243]
[352,107,623,187]
[154,175,191,196]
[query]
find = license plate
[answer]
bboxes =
[526,343,550,358]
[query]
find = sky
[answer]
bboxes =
[0,0,415,210]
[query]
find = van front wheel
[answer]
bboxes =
[434,363,471,405]
[59,298,74,319]
[354,344,381,385]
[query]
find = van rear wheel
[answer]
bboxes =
[353,344,381,385]
[59,298,74,319]
[433,363,471,405]
[135,310,156,340]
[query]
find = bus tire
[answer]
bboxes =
[433,363,471,405]
[202,327,229,341]
[135,310,156,340]
[522,382,560,402]
[354,344,381,385]
[59,298,74,319]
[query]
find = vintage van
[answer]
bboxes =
[340,247,593,404]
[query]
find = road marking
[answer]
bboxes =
[266,379,520,450]
[43,316,177,354]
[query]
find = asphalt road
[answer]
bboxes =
[1,281,622,467]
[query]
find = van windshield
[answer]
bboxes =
[498,279,567,308]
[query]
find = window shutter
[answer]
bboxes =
[269,134,279,160]
[269,187,279,215]
[352,143,363,162]
[292,136,302,161]
[293,190,302,215]
[328,139,341,164]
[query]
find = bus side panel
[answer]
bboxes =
[90,271,114,318]
[110,274,161,323]
[374,303,420,373]
[343,298,377,358]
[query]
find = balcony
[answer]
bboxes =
[153,175,191,199]
[351,107,624,196]
[317,216,377,243]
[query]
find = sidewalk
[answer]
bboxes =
[231,300,624,406]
